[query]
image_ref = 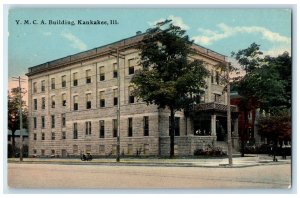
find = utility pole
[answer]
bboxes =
[110,47,125,162]
[12,76,26,162]
[226,63,233,166]
[116,47,121,162]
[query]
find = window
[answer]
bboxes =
[51,115,55,128]
[112,144,117,155]
[99,120,105,138]
[214,94,221,103]
[86,145,91,153]
[73,72,78,86]
[128,66,135,75]
[175,117,180,136]
[61,75,66,88]
[34,99,37,110]
[41,133,45,140]
[41,116,45,129]
[99,66,105,81]
[33,133,37,140]
[128,59,135,75]
[169,117,180,136]
[73,123,78,139]
[51,150,55,155]
[41,80,45,92]
[113,119,117,137]
[33,117,37,129]
[85,121,91,135]
[61,114,66,128]
[51,95,55,108]
[128,86,134,104]
[51,78,55,89]
[51,132,55,140]
[62,93,67,106]
[99,145,105,154]
[41,97,45,109]
[86,93,91,109]
[73,95,78,110]
[216,71,220,85]
[211,70,214,84]
[73,145,78,154]
[113,63,118,78]
[33,149,37,154]
[86,69,91,84]
[128,118,133,137]
[113,88,118,106]
[143,116,149,136]
[33,82,37,93]
[99,91,105,107]
[41,149,45,156]
[62,131,66,140]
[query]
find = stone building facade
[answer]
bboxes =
[26,34,238,158]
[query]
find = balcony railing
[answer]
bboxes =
[193,102,238,112]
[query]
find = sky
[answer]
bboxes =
[7,8,292,92]
[7,7,292,99]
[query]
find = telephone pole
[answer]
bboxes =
[12,76,26,162]
[226,63,233,166]
[110,47,125,162]
[116,48,121,162]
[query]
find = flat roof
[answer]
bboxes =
[26,32,226,77]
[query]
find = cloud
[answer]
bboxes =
[61,32,87,51]
[148,15,190,30]
[263,45,291,57]
[192,23,291,46]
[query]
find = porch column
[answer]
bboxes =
[232,117,239,149]
[233,118,238,137]
[211,114,216,136]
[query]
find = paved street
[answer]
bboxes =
[7,163,291,189]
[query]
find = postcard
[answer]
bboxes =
[5,6,293,191]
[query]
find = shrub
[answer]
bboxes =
[194,144,225,156]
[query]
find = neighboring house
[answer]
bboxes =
[26,33,238,158]
[230,91,290,148]
[230,92,257,146]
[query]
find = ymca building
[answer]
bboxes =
[26,33,239,158]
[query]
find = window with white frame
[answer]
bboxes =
[85,121,92,135]
[86,93,91,109]
[99,91,105,107]
[99,66,105,81]
[86,69,91,84]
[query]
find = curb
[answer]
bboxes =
[7,159,291,168]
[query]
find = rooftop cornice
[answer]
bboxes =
[26,33,226,77]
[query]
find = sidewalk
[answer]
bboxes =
[7,154,291,168]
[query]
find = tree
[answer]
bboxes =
[231,43,263,73]
[232,43,291,113]
[131,20,209,158]
[232,43,291,156]
[263,52,292,110]
[257,110,291,161]
[8,87,28,156]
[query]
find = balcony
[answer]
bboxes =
[193,102,238,113]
